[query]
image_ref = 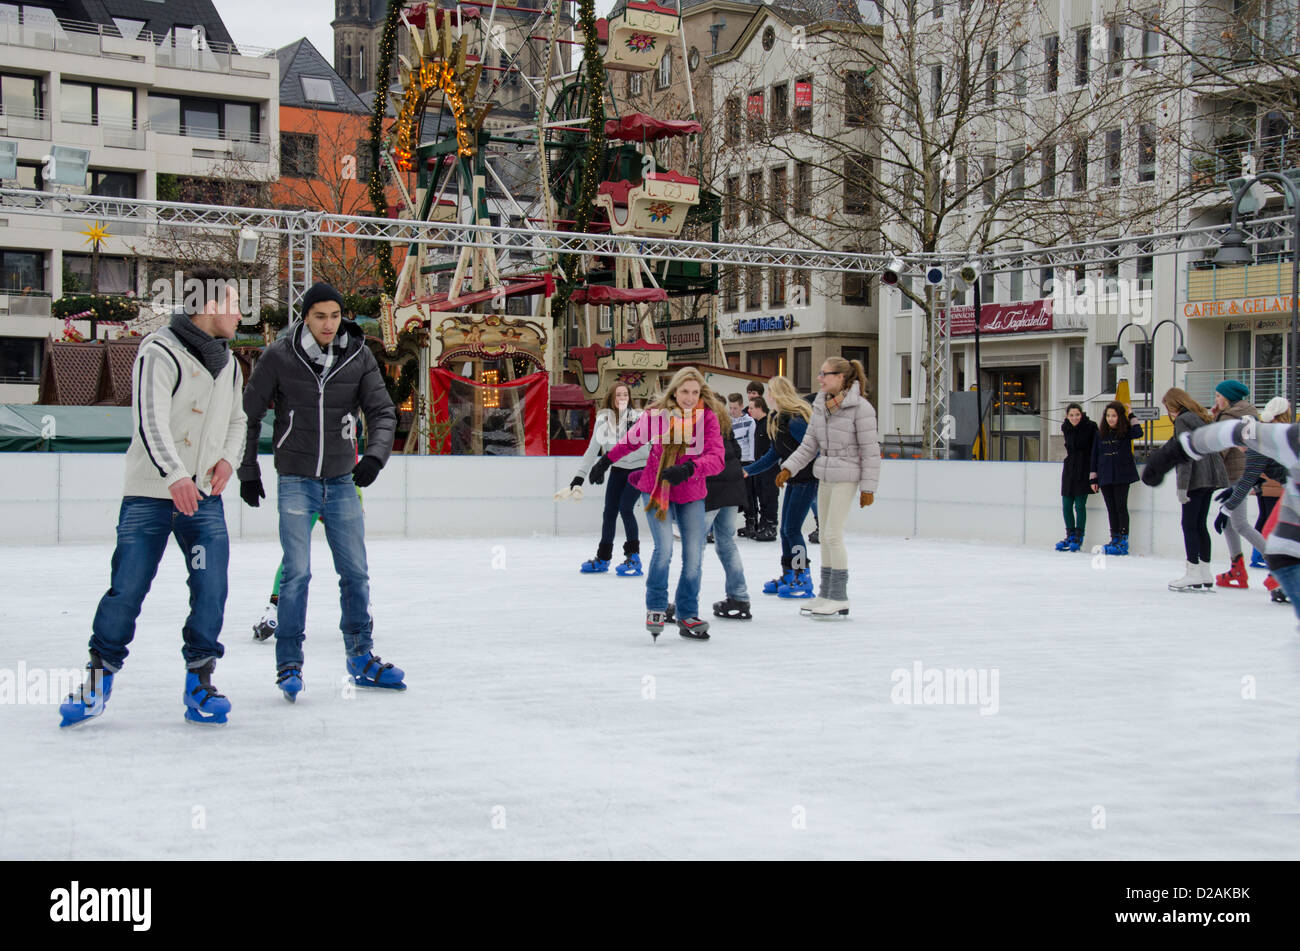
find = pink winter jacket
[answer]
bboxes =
[607,407,726,503]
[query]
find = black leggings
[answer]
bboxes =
[1100,483,1131,536]
[1256,494,1278,532]
[1181,488,1214,564]
[599,466,640,553]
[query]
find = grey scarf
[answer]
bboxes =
[299,324,348,374]
[169,311,230,378]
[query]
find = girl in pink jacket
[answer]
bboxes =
[607,367,726,641]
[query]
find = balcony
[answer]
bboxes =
[59,113,146,150]
[0,290,53,318]
[0,15,274,77]
[146,122,273,165]
[1189,133,1300,188]
[1185,368,1287,407]
[0,106,51,141]
[1191,13,1299,73]
[1186,259,1295,304]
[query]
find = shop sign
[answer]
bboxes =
[795,81,812,106]
[733,313,797,334]
[662,320,709,356]
[945,299,1054,336]
[1183,295,1295,319]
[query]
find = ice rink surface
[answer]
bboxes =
[2,531,1298,860]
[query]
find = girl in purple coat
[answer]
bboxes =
[606,367,726,641]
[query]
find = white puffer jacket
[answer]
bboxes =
[782,382,881,493]
[123,326,247,499]
[573,407,650,479]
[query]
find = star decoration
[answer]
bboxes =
[79,222,109,247]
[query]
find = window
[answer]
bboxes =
[64,253,134,295]
[726,352,740,371]
[1101,344,1119,392]
[1138,122,1156,182]
[932,65,943,111]
[1009,145,1026,197]
[745,266,762,309]
[656,49,672,90]
[357,46,365,82]
[1136,242,1154,289]
[795,269,811,307]
[769,165,788,218]
[148,94,180,134]
[1040,141,1057,196]
[843,270,871,305]
[724,176,740,228]
[1103,244,1120,291]
[356,140,373,181]
[1108,21,1124,77]
[0,73,42,118]
[899,354,913,399]
[770,82,789,133]
[769,267,786,306]
[899,276,913,310]
[794,161,812,215]
[723,267,739,311]
[1072,138,1088,191]
[794,348,812,391]
[300,76,337,104]
[90,170,136,198]
[1010,266,1024,302]
[61,82,135,128]
[845,71,871,128]
[1068,347,1084,394]
[747,350,785,378]
[15,161,45,190]
[747,90,765,141]
[934,0,944,17]
[955,156,967,208]
[1133,341,1153,394]
[281,132,318,178]
[1012,46,1028,98]
[1105,128,1122,186]
[0,338,42,384]
[0,249,44,291]
[149,94,258,141]
[1140,13,1161,67]
[183,100,221,139]
[842,347,870,370]
[980,271,995,303]
[725,96,741,143]
[224,102,255,142]
[985,52,997,105]
[982,153,996,204]
[1041,267,1055,296]
[1075,28,1091,86]
[1044,34,1059,92]
[793,76,812,131]
[844,157,871,214]
[629,73,643,96]
[747,170,763,226]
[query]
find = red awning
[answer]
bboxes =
[627,1,679,16]
[570,285,668,305]
[604,113,702,142]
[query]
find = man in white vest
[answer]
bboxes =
[59,268,247,728]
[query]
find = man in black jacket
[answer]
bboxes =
[238,282,401,700]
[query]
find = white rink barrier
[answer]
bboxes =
[0,454,1198,558]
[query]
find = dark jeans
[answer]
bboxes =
[600,466,640,549]
[1061,494,1088,534]
[1181,487,1214,564]
[1256,494,1277,532]
[89,495,230,672]
[276,474,373,670]
[748,470,778,524]
[1100,483,1130,535]
[779,480,818,571]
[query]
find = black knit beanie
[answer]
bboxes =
[300,282,344,318]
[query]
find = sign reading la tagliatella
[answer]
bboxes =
[943,299,1055,336]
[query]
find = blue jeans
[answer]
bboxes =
[779,481,818,571]
[1271,562,1300,625]
[704,506,749,601]
[89,495,230,671]
[276,474,373,669]
[642,494,706,619]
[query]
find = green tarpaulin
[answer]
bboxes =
[0,404,278,453]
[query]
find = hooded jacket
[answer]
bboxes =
[239,318,396,481]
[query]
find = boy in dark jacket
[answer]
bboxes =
[238,282,401,700]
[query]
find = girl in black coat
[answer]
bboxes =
[1090,400,1143,555]
[1057,402,1097,551]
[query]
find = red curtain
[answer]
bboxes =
[428,368,549,455]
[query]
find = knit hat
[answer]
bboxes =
[1260,396,1291,422]
[299,281,344,318]
[1215,379,1249,403]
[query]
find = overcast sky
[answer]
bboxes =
[214,0,621,65]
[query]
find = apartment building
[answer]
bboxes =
[0,0,279,403]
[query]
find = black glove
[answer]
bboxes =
[352,456,382,488]
[240,478,265,508]
[662,460,695,486]
[589,455,612,485]
[1214,509,1228,534]
[1215,488,1232,503]
[1140,436,1190,487]
[570,476,584,490]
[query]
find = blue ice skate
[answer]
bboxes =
[276,665,303,703]
[59,662,114,729]
[347,652,406,690]
[777,569,815,599]
[183,661,231,725]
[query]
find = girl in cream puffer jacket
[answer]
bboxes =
[778,358,880,617]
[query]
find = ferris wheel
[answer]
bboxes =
[375,0,717,432]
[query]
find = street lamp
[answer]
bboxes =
[1111,318,1194,441]
[1214,171,1300,406]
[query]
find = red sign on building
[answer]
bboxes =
[747,93,764,117]
[944,299,1055,335]
[795,80,812,106]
